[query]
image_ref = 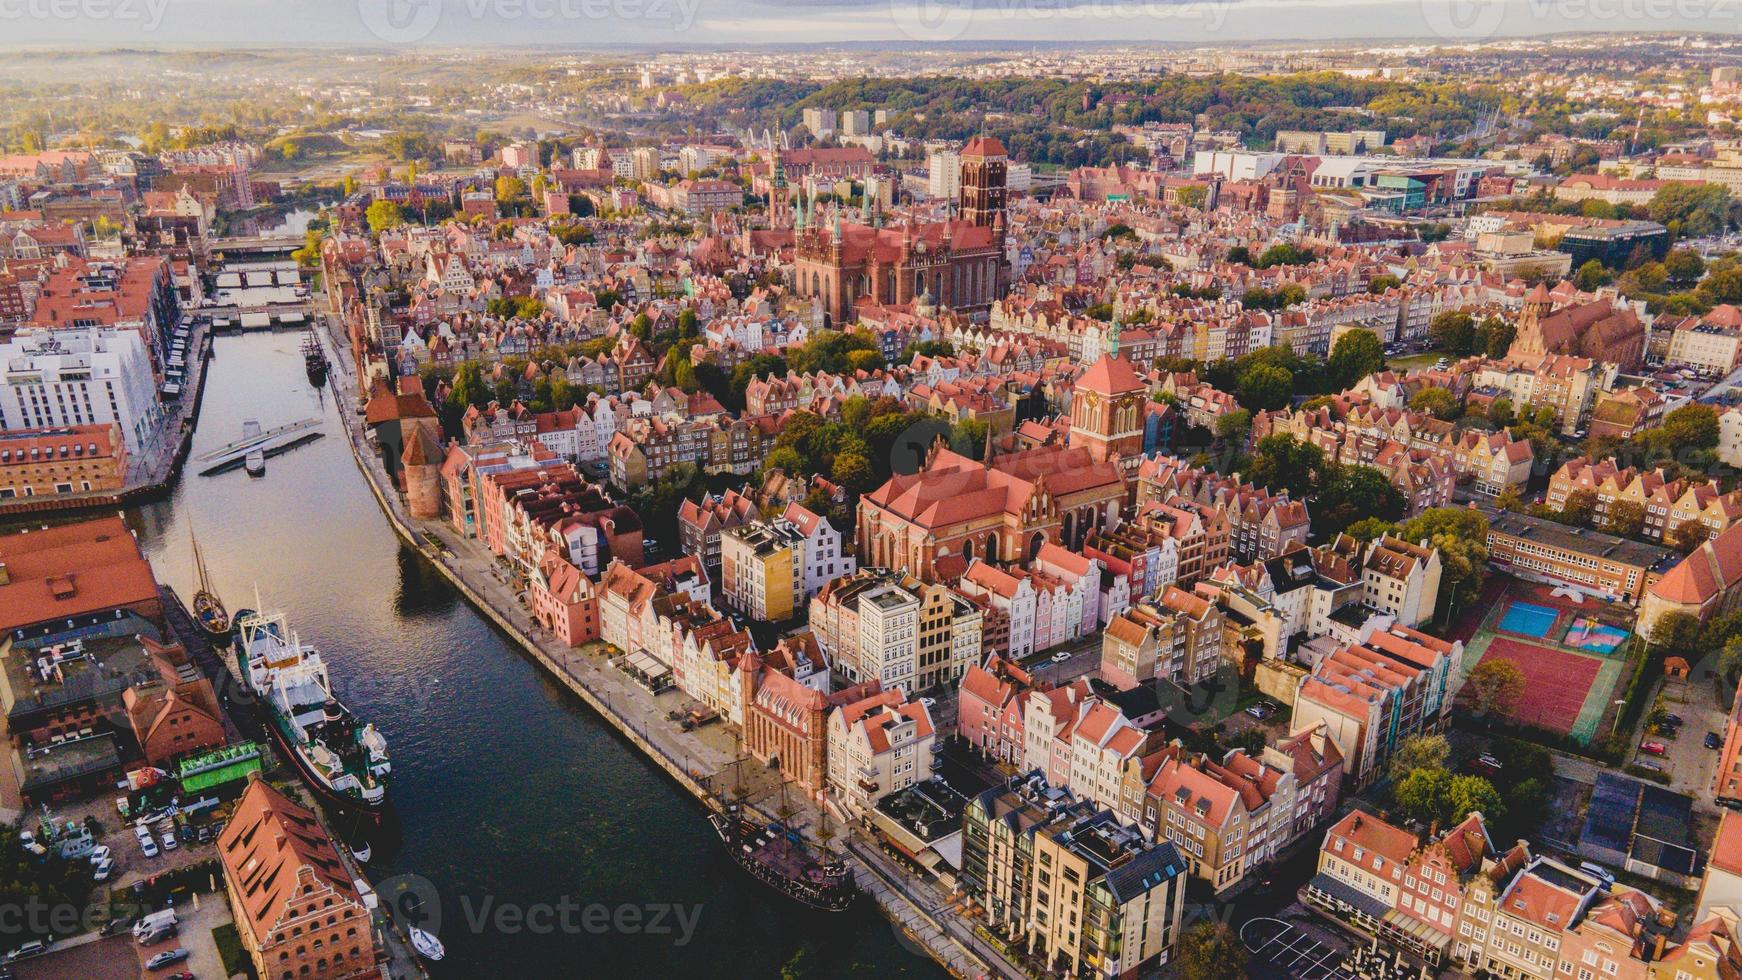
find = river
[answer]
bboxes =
[120,331,946,978]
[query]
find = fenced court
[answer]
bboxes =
[1497,601,1561,640]
[1464,637,1605,738]
[1565,616,1630,655]
[1458,575,1636,744]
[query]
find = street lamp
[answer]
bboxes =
[1610,698,1628,736]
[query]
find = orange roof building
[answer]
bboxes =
[0,515,159,636]
[217,778,378,980]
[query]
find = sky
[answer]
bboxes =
[0,0,1730,48]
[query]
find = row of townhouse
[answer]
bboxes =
[956,658,1347,897]
[1134,455,1312,563]
[1469,351,1618,437]
[1547,457,1742,543]
[1258,403,1535,496]
[606,410,782,488]
[1098,587,1227,689]
[809,567,985,694]
[1288,620,1462,790]
[719,504,855,623]
[953,550,1103,662]
[1309,807,1742,980]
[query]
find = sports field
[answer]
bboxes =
[1457,581,1635,744]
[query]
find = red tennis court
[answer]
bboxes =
[1467,637,1602,736]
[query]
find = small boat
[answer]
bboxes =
[189,524,230,639]
[244,449,265,476]
[350,842,371,863]
[302,332,330,385]
[408,927,445,961]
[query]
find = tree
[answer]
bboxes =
[1316,464,1406,538]
[449,360,489,409]
[1327,331,1385,389]
[831,452,874,493]
[1446,775,1506,823]
[1409,387,1459,420]
[1175,184,1207,209]
[1669,519,1710,555]
[365,199,404,235]
[1247,434,1327,500]
[1476,315,1517,359]
[1601,500,1646,539]
[1648,182,1740,237]
[495,174,527,204]
[1368,274,1401,293]
[1235,363,1294,412]
[1394,765,1453,824]
[1574,258,1612,292]
[1651,611,1702,655]
[1665,247,1706,287]
[1560,488,1598,527]
[1345,517,1400,543]
[1177,922,1248,980]
[1389,734,1451,782]
[1429,311,1476,356]
[1721,636,1742,685]
[1215,408,1252,446]
[1225,245,1253,266]
[1465,658,1526,717]
[1399,507,1490,616]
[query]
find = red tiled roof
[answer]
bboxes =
[0,515,157,632]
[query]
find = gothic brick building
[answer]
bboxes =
[1508,283,1647,371]
[793,136,1009,326]
[1069,351,1149,477]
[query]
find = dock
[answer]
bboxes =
[197,417,325,476]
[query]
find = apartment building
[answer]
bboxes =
[811,568,983,694]
[0,423,127,498]
[720,519,806,622]
[0,327,163,455]
[960,772,1190,980]
[1290,622,1462,789]
[826,687,936,818]
[1097,586,1227,690]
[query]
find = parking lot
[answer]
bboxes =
[1241,917,1355,980]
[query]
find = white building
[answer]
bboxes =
[783,502,854,599]
[0,327,162,454]
[827,689,936,816]
[959,560,1038,660]
[927,150,961,200]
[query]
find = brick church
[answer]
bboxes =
[793,136,1010,325]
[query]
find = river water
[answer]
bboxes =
[120,331,944,978]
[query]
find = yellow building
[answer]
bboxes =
[720,519,805,622]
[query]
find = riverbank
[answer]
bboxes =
[0,318,214,519]
[315,319,1014,980]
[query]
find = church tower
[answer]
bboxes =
[959,135,1009,234]
[769,147,792,229]
[1069,352,1148,474]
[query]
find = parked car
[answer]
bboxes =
[1709,732,1724,750]
[145,949,189,970]
[1663,713,1685,727]
[1636,760,1666,773]
[3,940,50,963]
[1050,651,1071,663]
[1579,861,1616,885]
[159,832,177,853]
[87,845,111,865]
[139,836,158,859]
[92,857,115,882]
[1640,741,1668,756]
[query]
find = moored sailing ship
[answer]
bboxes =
[188,525,230,639]
[708,803,855,912]
[235,606,389,811]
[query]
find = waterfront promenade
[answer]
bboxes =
[317,319,1018,980]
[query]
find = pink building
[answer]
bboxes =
[956,656,1044,765]
[530,547,601,646]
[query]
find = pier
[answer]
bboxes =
[197,417,324,475]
